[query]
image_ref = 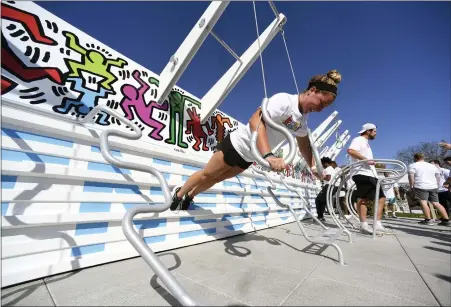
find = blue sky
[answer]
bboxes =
[40,1,450,165]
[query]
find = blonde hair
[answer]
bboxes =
[306,70,342,95]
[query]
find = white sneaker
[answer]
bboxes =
[374,224,388,233]
[360,224,373,234]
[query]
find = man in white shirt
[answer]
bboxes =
[382,172,400,218]
[408,153,449,226]
[347,123,387,234]
[314,157,336,222]
[429,159,450,221]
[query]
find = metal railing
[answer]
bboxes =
[40,105,197,306]
[327,159,407,239]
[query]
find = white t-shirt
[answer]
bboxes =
[348,136,377,178]
[437,167,450,192]
[383,182,399,199]
[323,166,336,184]
[333,166,342,187]
[230,93,308,162]
[408,161,440,190]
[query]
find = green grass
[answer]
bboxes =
[393,212,425,218]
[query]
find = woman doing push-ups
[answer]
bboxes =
[170,70,342,211]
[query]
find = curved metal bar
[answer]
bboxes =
[345,183,359,222]
[330,158,406,240]
[325,175,353,243]
[251,97,296,168]
[55,105,196,306]
[370,159,407,240]
[251,165,277,190]
[308,128,324,176]
[265,185,344,265]
[279,174,328,230]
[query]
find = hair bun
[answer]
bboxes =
[327,70,342,84]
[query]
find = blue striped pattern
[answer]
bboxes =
[1,175,17,189]
[150,186,163,195]
[252,212,269,218]
[223,192,242,199]
[197,192,216,198]
[229,203,248,209]
[191,203,216,209]
[2,149,70,165]
[122,203,150,210]
[182,164,202,171]
[251,194,264,199]
[153,158,171,166]
[278,210,290,220]
[223,181,243,188]
[179,228,216,239]
[2,203,9,216]
[83,181,141,194]
[79,202,111,213]
[144,235,166,244]
[2,128,74,148]
[225,223,246,231]
[71,243,105,257]
[75,222,109,235]
[180,217,217,225]
[134,218,167,229]
[222,213,248,221]
[87,162,131,174]
[91,146,121,157]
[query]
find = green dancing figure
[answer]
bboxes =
[62,31,127,92]
[164,90,201,149]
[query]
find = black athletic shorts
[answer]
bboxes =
[215,134,253,170]
[352,174,386,201]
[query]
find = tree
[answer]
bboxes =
[395,141,449,167]
[375,163,386,169]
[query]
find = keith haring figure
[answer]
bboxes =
[210,113,232,143]
[120,71,169,140]
[53,77,111,125]
[165,91,202,149]
[1,4,63,94]
[185,107,213,151]
[62,31,127,92]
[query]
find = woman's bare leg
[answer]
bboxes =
[187,166,245,198]
[176,150,232,199]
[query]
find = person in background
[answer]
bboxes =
[347,123,387,234]
[314,157,336,222]
[408,153,449,226]
[444,156,451,168]
[382,172,400,218]
[430,159,450,217]
[439,142,451,151]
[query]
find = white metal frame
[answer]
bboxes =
[156,1,230,105]
[200,13,287,123]
[313,119,342,148]
[155,0,287,121]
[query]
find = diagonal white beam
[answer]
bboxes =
[200,13,287,123]
[156,1,230,105]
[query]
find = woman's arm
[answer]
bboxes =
[249,108,272,156]
[249,107,285,172]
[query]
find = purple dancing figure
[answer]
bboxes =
[120,70,168,140]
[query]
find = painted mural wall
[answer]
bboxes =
[1,1,321,287]
[1,0,242,157]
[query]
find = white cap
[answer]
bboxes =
[358,123,376,134]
